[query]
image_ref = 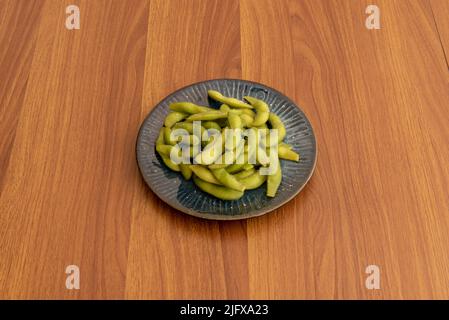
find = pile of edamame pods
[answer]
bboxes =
[155,90,300,200]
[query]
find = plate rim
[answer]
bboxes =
[136,78,317,220]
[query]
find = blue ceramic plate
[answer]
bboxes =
[136,79,317,220]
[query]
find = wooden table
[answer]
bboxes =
[1,0,448,299]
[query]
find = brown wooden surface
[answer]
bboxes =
[1,0,448,299]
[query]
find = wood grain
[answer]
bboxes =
[430,0,449,69]
[125,0,247,299]
[0,0,149,298]
[1,0,449,299]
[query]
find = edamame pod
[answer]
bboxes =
[155,144,173,157]
[244,96,269,126]
[240,114,254,127]
[190,165,221,185]
[202,121,221,131]
[267,159,282,197]
[193,176,244,200]
[228,113,243,129]
[219,104,230,112]
[233,168,256,179]
[157,143,196,159]
[164,111,188,127]
[279,142,293,149]
[278,145,300,161]
[208,163,228,169]
[241,109,256,117]
[225,164,245,174]
[179,164,192,180]
[169,102,215,114]
[211,168,245,192]
[224,107,243,115]
[173,122,205,135]
[159,154,180,172]
[268,113,286,142]
[186,111,228,122]
[240,170,267,190]
[208,90,253,109]
[163,127,177,145]
[156,128,165,145]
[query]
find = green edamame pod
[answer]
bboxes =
[173,122,205,135]
[164,111,188,127]
[211,168,245,192]
[279,142,293,150]
[225,164,245,174]
[156,144,188,163]
[156,128,165,145]
[240,114,254,127]
[267,159,282,197]
[157,142,197,160]
[208,163,228,169]
[268,113,286,142]
[233,168,256,179]
[186,111,228,122]
[240,170,267,190]
[193,176,244,200]
[190,165,221,185]
[169,102,215,114]
[163,127,177,145]
[159,154,180,172]
[241,109,256,117]
[278,145,300,161]
[225,107,243,115]
[228,111,243,129]
[179,164,192,180]
[219,104,230,112]
[155,144,172,157]
[244,96,269,127]
[202,121,221,131]
[208,90,253,109]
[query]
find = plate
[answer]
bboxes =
[136,79,317,220]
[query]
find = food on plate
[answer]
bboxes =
[155,90,300,200]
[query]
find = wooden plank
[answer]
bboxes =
[240,0,449,299]
[430,0,449,69]
[240,0,307,299]
[0,0,43,193]
[0,0,149,298]
[124,0,246,299]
